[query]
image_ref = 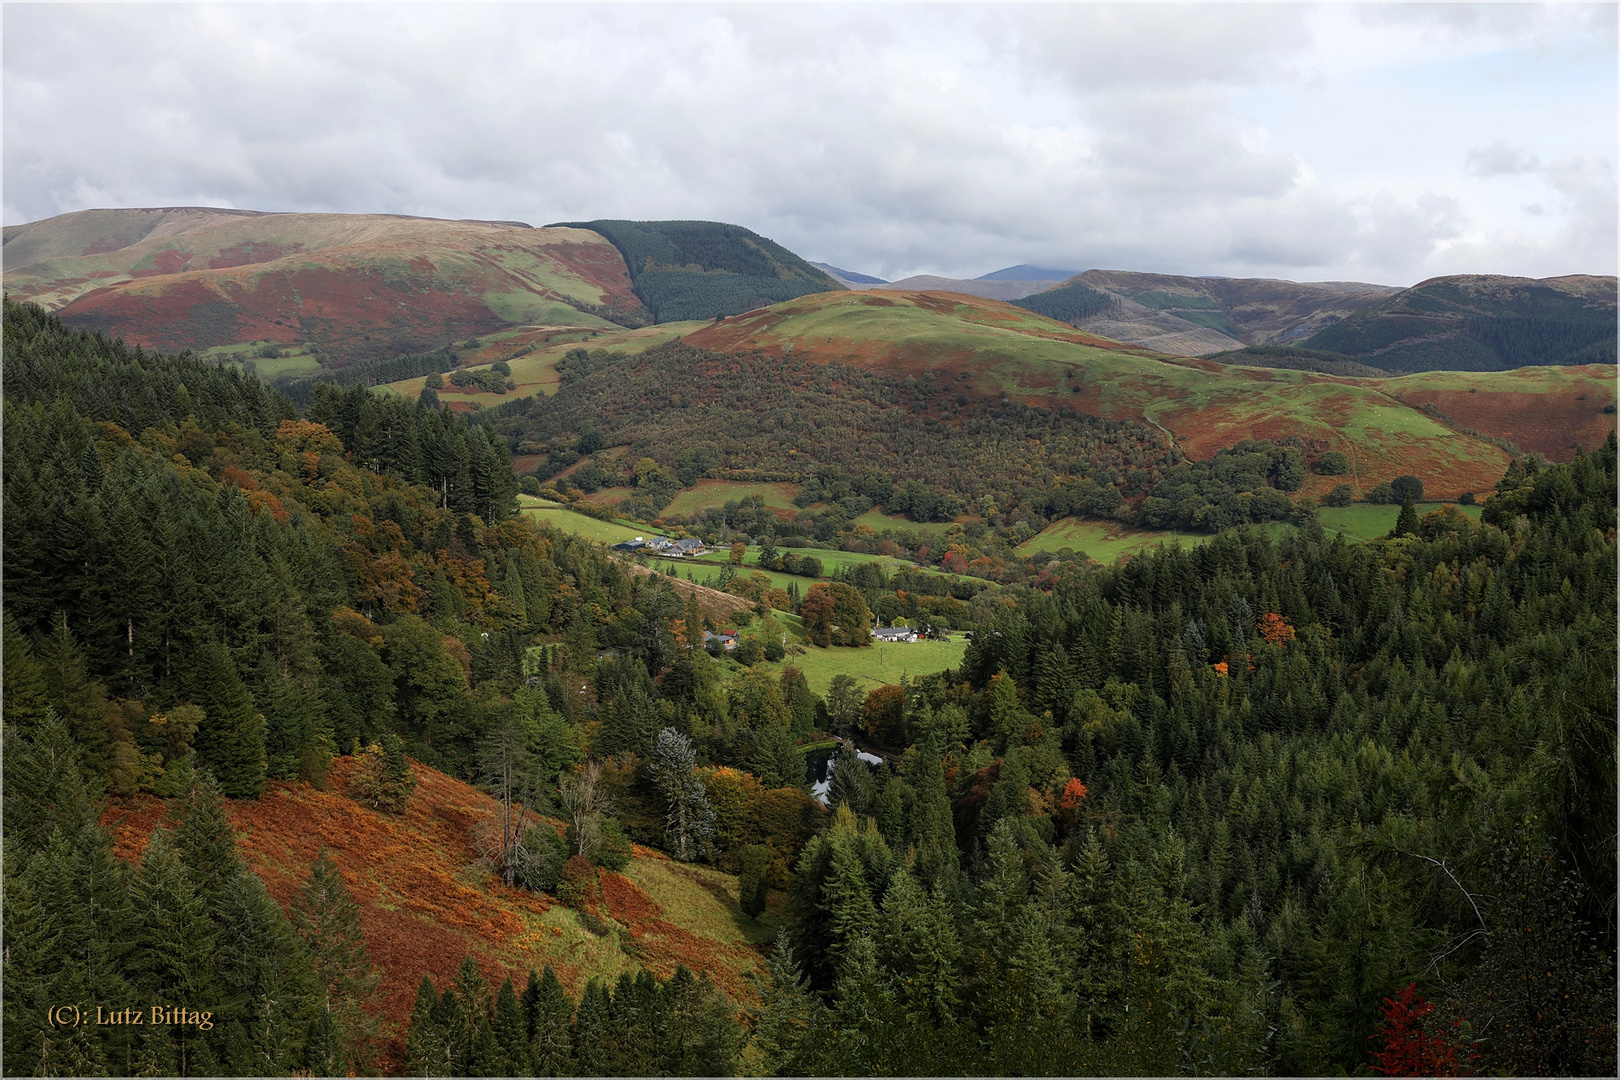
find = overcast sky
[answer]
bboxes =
[4,2,1615,285]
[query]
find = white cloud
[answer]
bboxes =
[3,3,1614,285]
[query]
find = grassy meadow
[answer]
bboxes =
[1016,517,1209,563]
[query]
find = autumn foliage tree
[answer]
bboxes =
[1369,983,1473,1077]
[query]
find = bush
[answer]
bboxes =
[597,817,633,871]
[1458,491,1476,505]
[517,824,569,893]
[1364,482,1398,504]
[763,638,785,663]
[519,476,542,496]
[735,638,765,666]
[1315,450,1350,475]
[557,854,599,908]
[1323,483,1353,507]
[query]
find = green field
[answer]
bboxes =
[1316,502,1482,543]
[658,480,801,517]
[1017,503,1485,562]
[1016,517,1209,563]
[517,495,667,545]
[746,629,969,696]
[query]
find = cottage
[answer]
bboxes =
[669,537,707,557]
[702,630,738,652]
[871,626,919,643]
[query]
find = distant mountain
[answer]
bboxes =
[977,264,1080,282]
[549,219,838,323]
[811,261,888,286]
[874,274,1065,301]
[2,207,646,363]
[1285,274,1617,372]
[1017,270,1402,356]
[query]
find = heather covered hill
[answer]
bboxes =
[2,208,648,363]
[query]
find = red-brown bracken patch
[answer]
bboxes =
[1391,372,1617,462]
[99,756,764,1073]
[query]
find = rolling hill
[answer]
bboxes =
[2,208,650,364]
[1017,268,1617,372]
[469,290,1612,519]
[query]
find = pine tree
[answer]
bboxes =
[216,870,318,1076]
[2,709,97,862]
[1392,494,1421,538]
[171,774,246,915]
[2,614,53,737]
[525,966,573,1077]
[128,828,218,1074]
[750,938,826,1077]
[904,733,960,895]
[289,849,383,1073]
[188,641,267,797]
[492,976,529,1077]
[36,613,113,784]
[827,740,873,815]
[406,975,454,1077]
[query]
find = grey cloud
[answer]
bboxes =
[3,3,1612,285]
[1468,141,1542,177]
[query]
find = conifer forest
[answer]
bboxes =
[3,296,1616,1077]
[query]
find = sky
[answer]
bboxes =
[4,2,1615,286]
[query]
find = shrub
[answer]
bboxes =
[738,844,771,920]
[1315,450,1350,475]
[516,824,569,893]
[1323,483,1353,507]
[557,854,599,908]
[1458,491,1476,505]
[596,817,633,871]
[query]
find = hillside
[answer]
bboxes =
[1016,269,1399,355]
[549,219,838,322]
[1291,273,1618,372]
[101,757,779,1072]
[675,288,1522,497]
[2,208,648,364]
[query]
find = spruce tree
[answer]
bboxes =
[36,613,113,784]
[217,870,318,1076]
[406,975,454,1077]
[526,966,574,1076]
[826,740,873,815]
[188,641,267,797]
[492,976,529,1076]
[289,849,383,1073]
